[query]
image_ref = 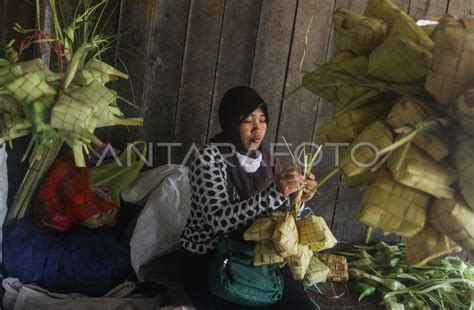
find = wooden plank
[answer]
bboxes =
[391,0,411,11]
[206,0,262,142]
[140,0,191,166]
[110,0,156,149]
[0,0,8,46]
[408,0,448,20]
[447,0,470,17]
[172,0,225,164]
[250,0,298,144]
[4,0,36,60]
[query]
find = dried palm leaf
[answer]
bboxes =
[454,132,474,211]
[287,244,313,280]
[303,256,330,288]
[450,88,474,133]
[253,240,285,266]
[272,214,299,257]
[318,254,349,282]
[296,215,337,252]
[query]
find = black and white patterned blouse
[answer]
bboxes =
[181,144,288,254]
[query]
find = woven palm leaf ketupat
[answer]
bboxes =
[385,97,450,161]
[453,133,474,211]
[404,224,461,267]
[302,51,372,111]
[358,170,430,237]
[316,102,388,144]
[296,215,337,251]
[429,198,474,253]
[368,33,432,83]
[386,144,457,199]
[287,244,313,280]
[339,121,393,178]
[303,256,331,288]
[253,240,285,266]
[244,217,278,241]
[272,214,299,257]
[333,8,387,55]
[318,254,349,282]
[425,16,474,106]
[450,88,474,132]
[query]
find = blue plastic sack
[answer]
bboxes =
[3,216,134,297]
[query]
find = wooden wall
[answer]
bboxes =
[2,0,473,243]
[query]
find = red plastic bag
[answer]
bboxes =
[34,157,118,231]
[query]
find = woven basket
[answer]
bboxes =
[254,240,285,266]
[340,121,393,178]
[333,7,387,55]
[429,198,474,253]
[387,145,457,199]
[385,97,450,161]
[425,16,474,106]
[287,244,313,280]
[303,256,331,288]
[368,33,432,83]
[358,170,430,237]
[296,215,337,252]
[272,214,299,257]
[302,52,371,111]
[316,102,388,144]
[404,224,461,267]
[244,217,277,241]
[454,133,474,211]
[318,254,349,282]
[450,88,474,133]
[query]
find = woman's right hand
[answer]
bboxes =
[275,169,305,197]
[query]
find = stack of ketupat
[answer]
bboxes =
[301,0,474,266]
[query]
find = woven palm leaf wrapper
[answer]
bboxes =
[0,58,59,85]
[0,95,31,143]
[425,16,474,106]
[75,59,128,86]
[450,88,474,132]
[429,198,474,253]
[404,224,461,267]
[368,33,432,84]
[385,97,450,161]
[386,144,457,199]
[272,214,299,257]
[359,169,430,237]
[253,240,285,266]
[287,244,313,280]
[303,256,331,288]
[316,102,388,144]
[302,51,372,111]
[296,215,337,252]
[454,133,474,211]
[333,8,387,55]
[339,121,393,178]
[244,217,278,241]
[318,254,349,282]
[339,147,375,187]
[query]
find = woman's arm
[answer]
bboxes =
[190,145,287,235]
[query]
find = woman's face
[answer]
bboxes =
[239,107,267,151]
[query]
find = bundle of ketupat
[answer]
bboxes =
[303,256,331,287]
[385,97,450,161]
[386,144,457,199]
[287,244,313,280]
[428,198,474,254]
[425,15,474,106]
[316,102,388,144]
[296,215,337,251]
[254,240,285,266]
[339,121,393,178]
[358,170,430,237]
[404,224,461,267]
[333,8,387,55]
[453,133,474,210]
[318,254,349,282]
[450,88,474,133]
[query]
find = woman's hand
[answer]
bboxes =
[301,173,317,203]
[275,169,305,197]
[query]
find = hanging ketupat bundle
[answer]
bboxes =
[339,121,393,178]
[450,88,474,133]
[296,215,337,251]
[316,102,388,144]
[303,256,331,288]
[318,254,349,282]
[404,224,461,267]
[254,240,285,266]
[385,97,450,161]
[428,198,474,253]
[287,244,313,280]
[386,144,457,199]
[453,133,474,211]
[333,7,387,55]
[425,16,474,106]
[368,33,432,83]
[358,170,430,237]
[272,214,299,257]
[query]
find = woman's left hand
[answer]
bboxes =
[301,173,317,203]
